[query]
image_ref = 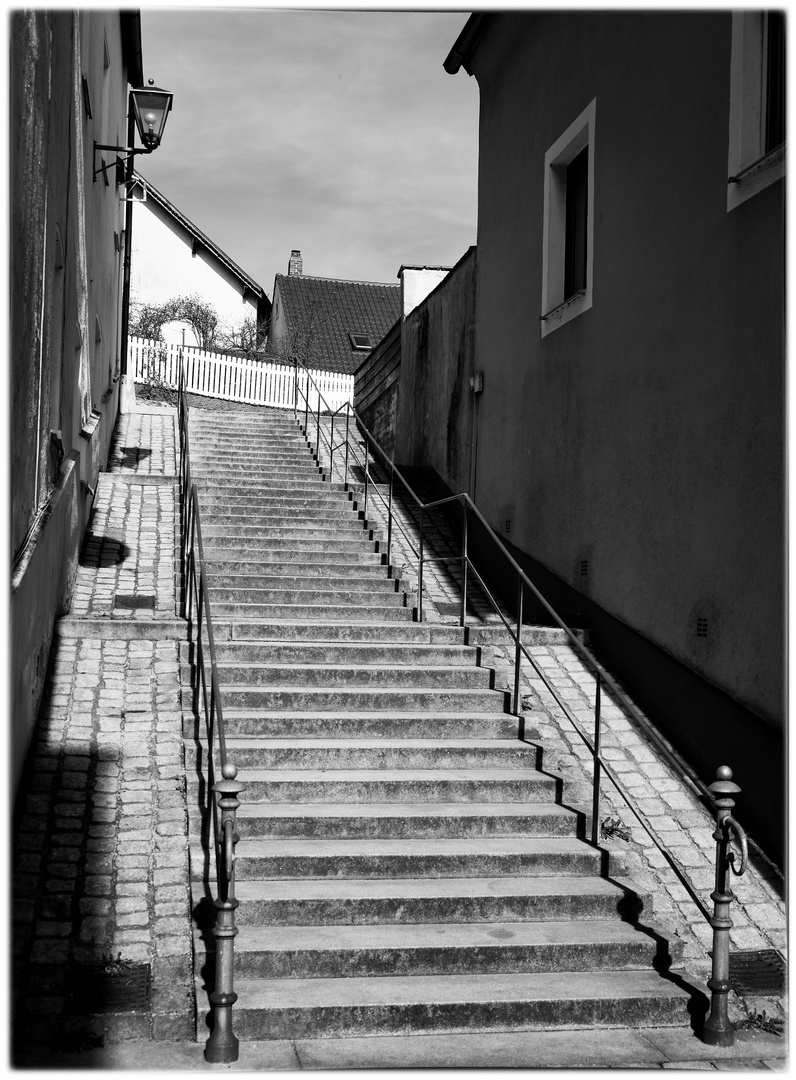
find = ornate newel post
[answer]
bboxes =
[205,763,244,1064]
[702,765,748,1047]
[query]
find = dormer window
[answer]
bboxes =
[349,332,372,351]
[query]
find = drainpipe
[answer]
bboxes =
[469,370,483,501]
[118,105,136,413]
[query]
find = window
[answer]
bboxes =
[541,99,595,337]
[727,11,786,211]
[564,146,589,299]
[348,332,372,350]
[764,12,785,155]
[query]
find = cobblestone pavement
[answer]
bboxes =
[12,404,193,1054]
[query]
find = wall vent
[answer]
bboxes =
[504,519,512,536]
[579,559,589,579]
[696,617,709,638]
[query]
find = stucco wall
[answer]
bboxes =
[354,321,401,457]
[130,196,260,341]
[463,12,784,731]
[11,10,131,788]
[394,248,477,496]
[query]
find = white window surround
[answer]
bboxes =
[727,12,785,212]
[541,98,596,338]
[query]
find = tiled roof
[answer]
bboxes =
[274,273,401,375]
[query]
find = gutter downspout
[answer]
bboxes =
[119,105,136,413]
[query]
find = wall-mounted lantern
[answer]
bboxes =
[94,79,173,181]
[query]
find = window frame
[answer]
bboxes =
[541,99,596,338]
[348,332,372,351]
[727,11,786,212]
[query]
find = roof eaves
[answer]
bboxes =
[121,12,144,88]
[443,13,494,76]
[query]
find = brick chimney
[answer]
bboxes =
[288,249,303,276]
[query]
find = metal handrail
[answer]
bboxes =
[178,369,241,1064]
[290,355,755,1044]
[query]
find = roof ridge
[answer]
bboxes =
[276,273,399,288]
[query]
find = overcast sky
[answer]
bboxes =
[137,9,479,297]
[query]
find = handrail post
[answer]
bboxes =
[591,674,602,844]
[703,766,745,1047]
[293,358,298,419]
[418,507,424,623]
[460,502,469,628]
[329,411,335,483]
[344,407,350,488]
[387,462,394,570]
[205,763,244,1064]
[513,577,523,714]
[315,394,321,460]
[363,439,370,523]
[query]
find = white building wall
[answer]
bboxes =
[130,196,259,344]
[400,267,450,317]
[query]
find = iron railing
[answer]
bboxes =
[178,370,241,1064]
[292,356,755,1044]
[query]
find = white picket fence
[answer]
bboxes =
[129,337,354,412]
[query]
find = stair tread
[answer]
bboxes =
[221,769,552,783]
[220,710,508,720]
[230,876,630,901]
[207,837,586,856]
[213,919,654,953]
[223,739,531,749]
[215,664,481,675]
[231,969,692,1008]
[233,801,567,819]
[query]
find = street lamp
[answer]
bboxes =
[94,79,173,180]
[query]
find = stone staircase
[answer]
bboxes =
[184,405,698,1044]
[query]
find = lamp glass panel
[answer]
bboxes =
[131,89,172,147]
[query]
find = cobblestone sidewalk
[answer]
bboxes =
[12,404,194,1055]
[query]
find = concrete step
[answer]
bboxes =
[213,770,556,806]
[217,686,509,712]
[216,710,522,740]
[200,521,372,538]
[197,493,361,512]
[204,585,405,608]
[201,556,384,574]
[200,738,536,771]
[214,920,668,981]
[194,478,354,496]
[190,445,318,459]
[205,569,393,589]
[232,801,580,839]
[231,875,639,925]
[209,662,491,689]
[190,456,322,472]
[193,836,599,879]
[200,542,381,563]
[200,508,362,527]
[225,970,693,1039]
[205,565,397,591]
[212,642,480,665]
[212,622,469,644]
[206,602,414,622]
